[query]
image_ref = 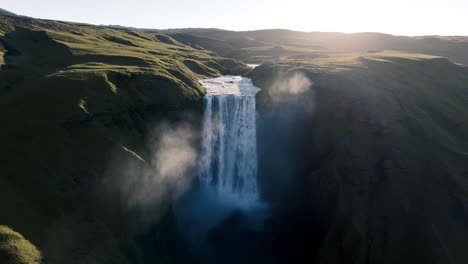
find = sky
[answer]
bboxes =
[2,0,468,36]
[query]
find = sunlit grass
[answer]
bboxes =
[362,50,441,61]
[0,225,41,264]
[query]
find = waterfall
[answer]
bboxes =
[199,76,260,206]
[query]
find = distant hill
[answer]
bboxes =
[0,8,16,16]
[166,29,468,65]
[105,25,226,34]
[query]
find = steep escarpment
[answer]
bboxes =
[0,14,247,263]
[249,53,468,264]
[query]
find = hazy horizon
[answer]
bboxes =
[3,0,468,36]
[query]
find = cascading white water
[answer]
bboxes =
[199,76,260,206]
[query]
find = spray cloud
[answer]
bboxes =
[105,122,198,222]
[268,72,313,103]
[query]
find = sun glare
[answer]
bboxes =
[241,0,467,35]
[2,0,468,35]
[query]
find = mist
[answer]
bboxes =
[103,121,199,225]
[256,70,315,204]
[100,71,316,263]
[268,72,313,103]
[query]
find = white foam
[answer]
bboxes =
[199,75,260,96]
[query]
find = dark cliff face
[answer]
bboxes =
[250,57,468,264]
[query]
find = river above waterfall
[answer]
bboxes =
[199,75,260,96]
[198,76,261,207]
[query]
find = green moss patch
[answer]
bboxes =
[0,226,41,264]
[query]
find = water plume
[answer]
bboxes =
[268,71,313,103]
[104,121,198,222]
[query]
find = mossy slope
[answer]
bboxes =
[0,14,247,264]
[0,226,41,264]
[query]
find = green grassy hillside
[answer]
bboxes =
[0,14,248,264]
[2,10,468,264]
